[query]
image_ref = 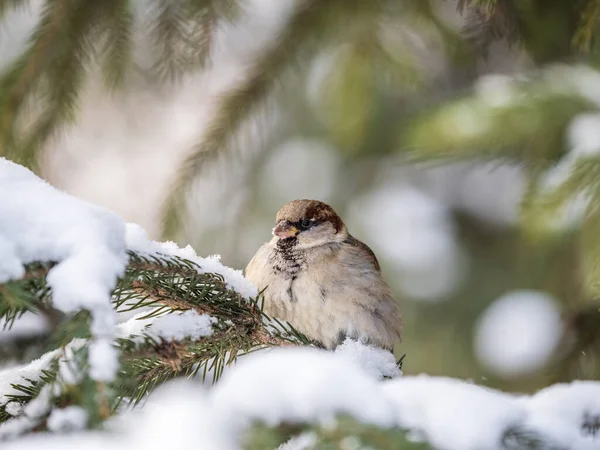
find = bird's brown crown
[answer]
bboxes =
[275,199,344,233]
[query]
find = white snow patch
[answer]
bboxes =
[115,309,216,345]
[0,384,53,439]
[4,402,23,416]
[0,350,60,405]
[514,380,600,448]
[475,74,518,108]
[57,339,87,386]
[569,113,600,158]
[88,339,119,382]
[146,310,216,342]
[541,112,600,194]
[2,350,600,450]
[0,338,89,410]
[125,223,257,299]
[115,310,155,339]
[524,380,600,435]
[46,406,88,432]
[0,236,24,281]
[211,347,395,429]
[382,375,525,450]
[474,290,562,378]
[334,338,401,380]
[0,158,127,381]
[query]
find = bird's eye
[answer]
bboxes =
[300,218,312,229]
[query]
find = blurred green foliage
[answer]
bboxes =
[2,0,600,397]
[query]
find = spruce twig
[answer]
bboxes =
[0,250,314,431]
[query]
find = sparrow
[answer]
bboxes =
[245,199,401,351]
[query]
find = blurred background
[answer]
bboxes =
[2,0,600,394]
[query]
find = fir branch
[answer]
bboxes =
[518,156,600,301]
[113,253,314,403]
[147,0,195,82]
[0,262,53,326]
[404,76,594,167]
[146,0,219,83]
[1,250,314,417]
[4,366,58,407]
[519,158,593,240]
[97,0,134,91]
[0,368,56,426]
[0,0,245,168]
[0,0,68,166]
[111,252,312,404]
[0,0,114,167]
[182,0,244,71]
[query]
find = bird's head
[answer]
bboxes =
[272,199,347,249]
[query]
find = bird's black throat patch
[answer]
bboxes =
[276,237,297,253]
[271,238,306,303]
[274,239,304,271]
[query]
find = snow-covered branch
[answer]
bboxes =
[1,158,599,449]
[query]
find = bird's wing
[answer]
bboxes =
[334,235,401,347]
[342,235,381,272]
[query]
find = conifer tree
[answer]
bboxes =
[1,1,600,448]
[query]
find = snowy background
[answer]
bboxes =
[0,159,598,449]
[0,1,599,447]
[0,159,600,450]
[21,0,575,393]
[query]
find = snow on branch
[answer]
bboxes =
[2,347,600,450]
[0,157,305,433]
[1,157,599,449]
[125,223,257,299]
[0,157,126,381]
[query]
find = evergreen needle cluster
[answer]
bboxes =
[0,251,313,432]
[2,1,600,446]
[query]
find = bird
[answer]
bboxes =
[244,199,401,351]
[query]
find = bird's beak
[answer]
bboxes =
[273,220,298,239]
